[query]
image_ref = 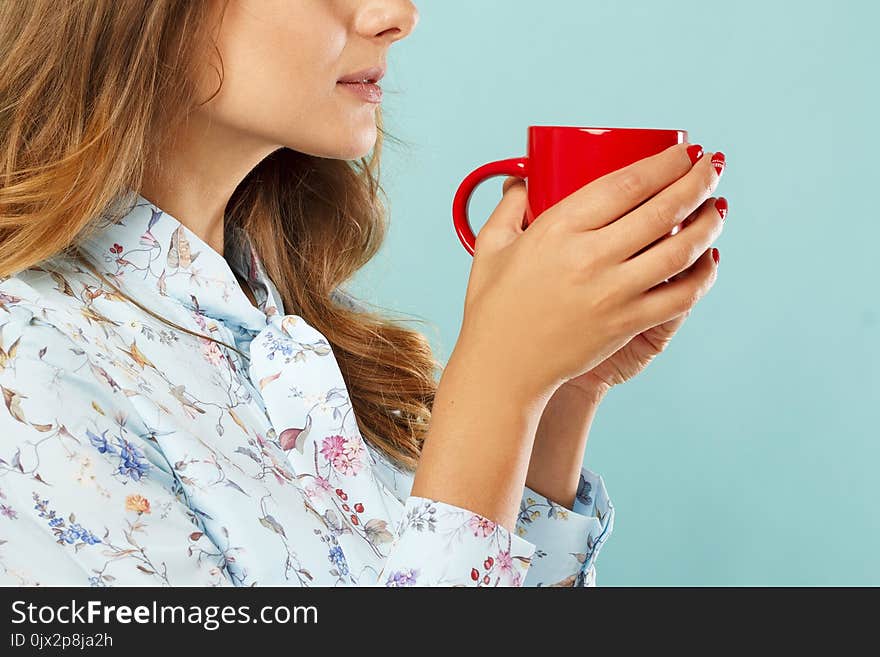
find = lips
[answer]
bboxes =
[337,65,386,84]
[336,80,383,103]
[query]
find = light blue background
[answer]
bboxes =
[350,1,878,585]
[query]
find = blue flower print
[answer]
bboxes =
[328,545,349,576]
[86,429,150,481]
[576,474,593,507]
[385,569,418,587]
[87,429,116,455]
[32,493,102,548]
[259,331,294,362]
[60,522,101,545]
[116,438,149,481]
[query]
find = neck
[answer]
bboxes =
[138,113,281,255]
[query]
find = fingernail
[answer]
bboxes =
[712,247,720,264]
[714,197,728,221]
[686,144,703,164]
[711,151,726,177]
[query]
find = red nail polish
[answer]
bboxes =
[714,197,728,221]
[711,152,726,177]
[686,144,704,165]
[712,247,720,264]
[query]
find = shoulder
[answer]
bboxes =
[0,262,85,371]
[1,255,131,367]
[1,253,105,331]
[0,262,136,425]
[0,257,157,423]
[1,254,190,372]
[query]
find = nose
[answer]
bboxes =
[355,0,420,43]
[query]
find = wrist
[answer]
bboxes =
[548,381,611,408]
[558,376,611,407]
[413,335,551,530]
[527,380,606,510]
[446,331,556,411]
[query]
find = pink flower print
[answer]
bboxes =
[468,514,496,538]
[110,243,123,255]
[199,338,224,366]
[496,549,513,572]
[342,436,363,465]
[320,435,364,476]
[0,504,17,519]
[305,475,333,500]
[320,435,346,463]
[332,437,364,476]
[191,309,208,331]
[477,549,520,586]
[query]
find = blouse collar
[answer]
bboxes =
[75,192,283,334]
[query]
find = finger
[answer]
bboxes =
[668,197,727,284]
[629,201,699,265]
[640,193,719,283]
[665,200,709,272]
[550,142,699,232]
[666,202,712,281]
[473,176,527,254]
[623,247,718,330]
[601,152,723,263]
[681,195,726,232]
[618,195,724,293]
[639,309,690,346]
[502,175,523,195]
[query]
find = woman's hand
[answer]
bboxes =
[562,184,726,398]
[458,142,724,401]
[525,206,725,507]
[566,310,691,397]
[413,142,724,529]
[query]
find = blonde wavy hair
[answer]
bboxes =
[0,0,440,471]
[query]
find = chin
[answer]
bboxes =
[337,126,379,160]
[280,123,377,161]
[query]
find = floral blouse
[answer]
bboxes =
[0,192,614,587]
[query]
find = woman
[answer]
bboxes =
[0,1,725,586]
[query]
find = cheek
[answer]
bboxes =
[204,43,338,145]
[202,3,372,157]
[208,2,343,127]
[206,69,376,159]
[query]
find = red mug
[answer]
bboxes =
[452,125,688,255]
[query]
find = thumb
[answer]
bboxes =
[643,309,689,343]
[474,176,528,254]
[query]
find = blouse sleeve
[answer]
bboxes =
[335,288,613,587]
[0,294,229,586]
[372,463,614,587]
[367,444,534,586]
[378,495,537,587]
[516,468,615,587]
[366,416,614,587]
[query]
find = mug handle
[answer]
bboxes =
[452,157,529,255]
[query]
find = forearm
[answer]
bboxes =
[410,338,553,531]
[525,383,607,509]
